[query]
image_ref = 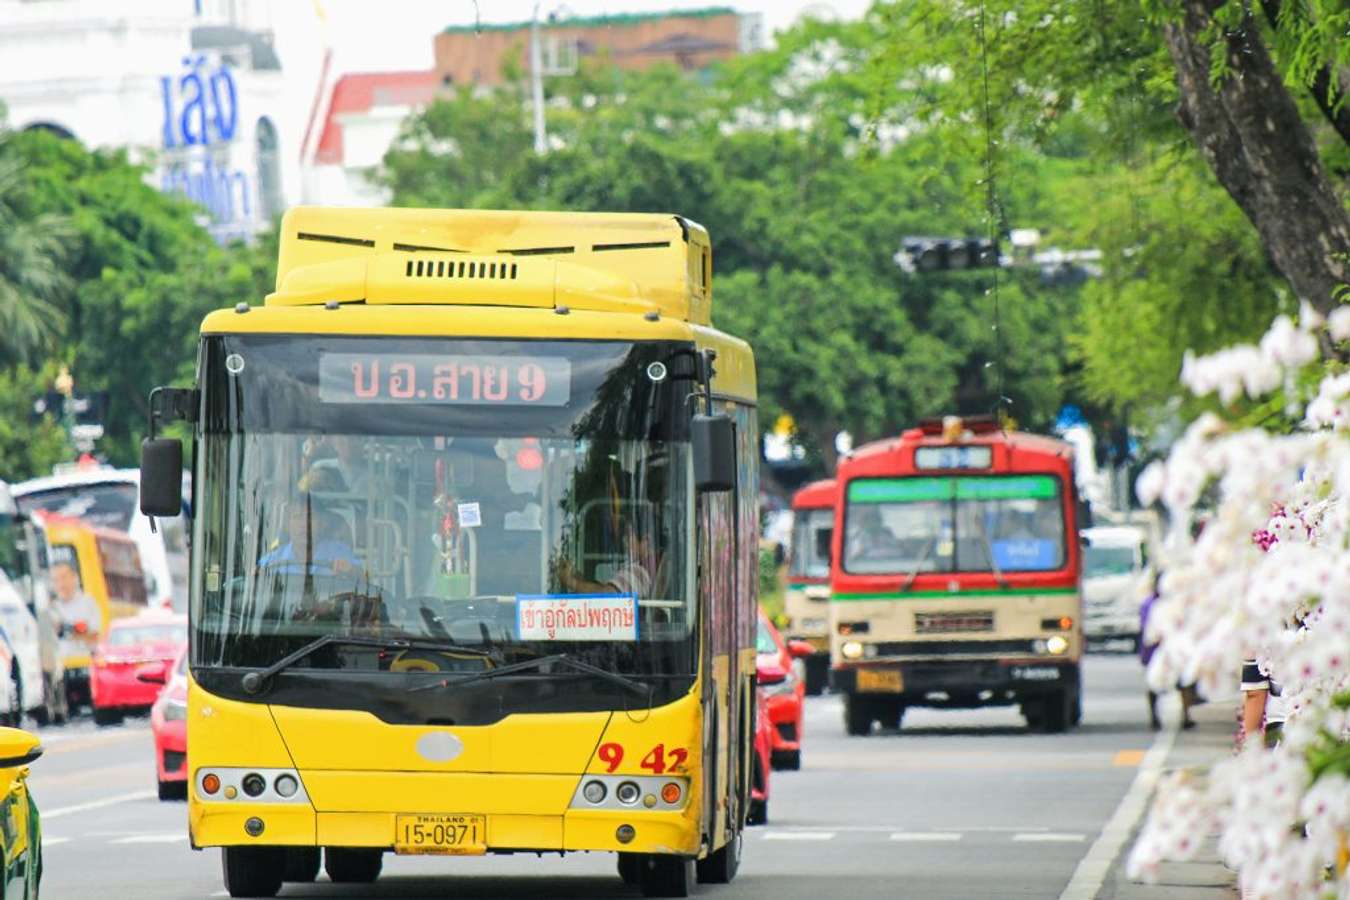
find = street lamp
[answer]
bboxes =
[53,365,76,459]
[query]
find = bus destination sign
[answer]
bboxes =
[914,445,993,470]
[319,353,572,406]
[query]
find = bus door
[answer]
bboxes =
[698,486,737,848]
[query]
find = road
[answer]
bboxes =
[26,653,1166,899]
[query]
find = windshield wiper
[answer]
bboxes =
[240,635,494,695]
[408,653,651,698]
[900,538,936,591]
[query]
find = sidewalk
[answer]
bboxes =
[1096,699,1240,899]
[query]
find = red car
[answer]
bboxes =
[758,609,812,771]
[149,649,188,800]
[89,611,186,726]
[749,683,772,825]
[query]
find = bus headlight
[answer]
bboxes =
[1045,635,1069,655]
[841,641,864,660]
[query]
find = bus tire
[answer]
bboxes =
[747,796,768,826]
[843,693,873,736]
[221,846,284,898]
[1034,689,1072,734]
[617,852,643,885]
[324,847,382,883]
[803,656,828,696]
[696,829,742,884]
[879,702,904,732]
[283,847,321,882]
[638,854,695,898]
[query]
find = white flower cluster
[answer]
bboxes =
[1127,309,1350,898]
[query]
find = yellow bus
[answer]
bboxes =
[139,207,760,898]
[34,513,148,708]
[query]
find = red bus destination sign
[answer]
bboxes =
[318,353,572,406]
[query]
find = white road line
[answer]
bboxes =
[890,832,963,842]
[1058,723,1181,900]
[762,831,836,841]
[43,790,156,820]
[1014,833,1085,843]
[41,837,70,847]
[109,833,187,845]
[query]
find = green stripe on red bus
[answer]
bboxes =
[846,474,1059,503]
[832,587,1078,601]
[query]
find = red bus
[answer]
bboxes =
[828,416,1085,735]
[783,479,836,695]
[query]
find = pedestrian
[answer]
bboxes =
[1139,575,1197,731]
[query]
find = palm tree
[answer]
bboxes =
[0,150,72,365]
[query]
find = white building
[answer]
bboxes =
[0,0,298,242]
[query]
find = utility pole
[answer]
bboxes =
[530,2,548,154]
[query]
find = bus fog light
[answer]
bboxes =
[244,817,265,837]
[223,786,238,800]
[615,781,641,805]
[274,774,299,798]
[661,783,681,804]
[643,794,657,808]
[1032,639,1048,654]
[241,773,266,797]
[201,773,221,795]
[616,825,635,844]
[582,780,607,804]
[841,641,863,660]
[1046,635,1069,655]
[862,643,879,659]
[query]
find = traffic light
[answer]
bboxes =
[894,237,1000,273]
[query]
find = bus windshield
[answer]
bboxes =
[843,475,1065,575]
[789,508,832,579]
[16,482,139,531]
[193,335,697,686]
[1085,544,1136,577]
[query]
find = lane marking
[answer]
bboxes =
[890,832,962,842]
[31,762,144,788]
[1015,833,1085,843]
[1113,749,1147,767]
[42,790,156,820]
[41,837,70,847]
[110,833,187,845]
[43,728,151,755]
[763,831,836,841]
[1058,722,1180,900]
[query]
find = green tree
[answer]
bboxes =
[0,148,72,365]
[0,363,70,480]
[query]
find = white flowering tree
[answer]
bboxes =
[1126,306,1350,898]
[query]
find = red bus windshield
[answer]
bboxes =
[843,474,1065,575]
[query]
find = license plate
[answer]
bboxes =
[855,668,903,693]
[394,814,486,856]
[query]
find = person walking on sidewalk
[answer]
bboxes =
[1140,578,1197,731]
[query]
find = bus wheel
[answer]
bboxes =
[696,829,742,884]
[638,854,695,898]
[283,847,321,882]
[617,852,643,885]
[221,847,284,898]
[803,656,828,696]
[324,847,382,883]
[843,693,873,736]
[879,702,905,733]
[1031,690,1072,734]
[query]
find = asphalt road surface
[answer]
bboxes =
[26,653,1167,899]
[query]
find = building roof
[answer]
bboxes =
[315,70,440,166]
[441,6,737,34]
[190,25,282,71]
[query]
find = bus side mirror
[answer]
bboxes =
[692,414,736,493]
[1077,498,1093,530]
[140,438,184,517]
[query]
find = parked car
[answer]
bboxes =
[148,649,188,800]
[757,608,811,770]
[90,611,187,726]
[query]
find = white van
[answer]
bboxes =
[1081,525,1150,646]
[13,467,188,611]
[0,481,67,724]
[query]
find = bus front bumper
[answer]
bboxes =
[190,773,700,856]
[831,659,1079,703]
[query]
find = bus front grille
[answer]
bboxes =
[874,639,1038,657]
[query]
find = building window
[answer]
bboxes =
[255,116,283,221]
